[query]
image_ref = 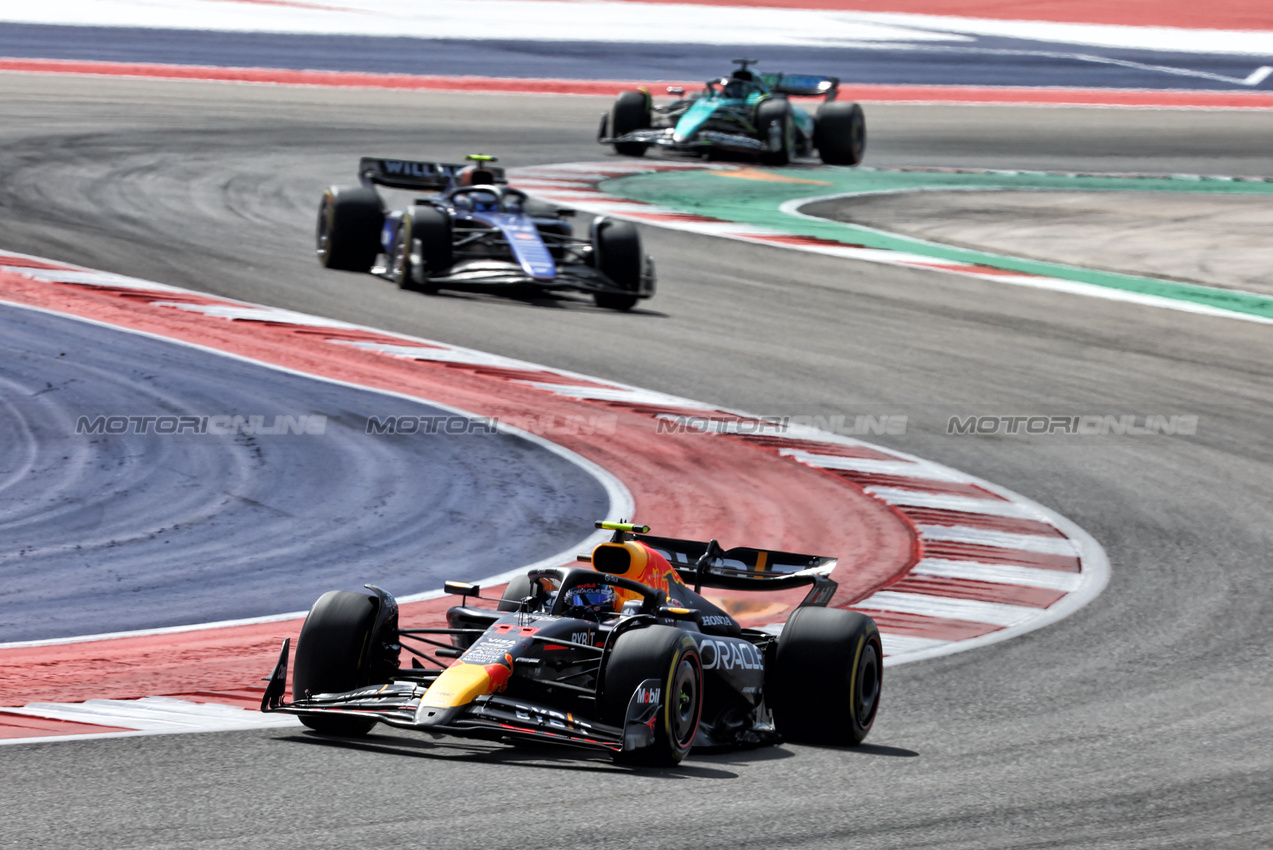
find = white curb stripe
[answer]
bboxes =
[911,558,1083,591]
[878,633,951,657]
[864,487,1039,518]
[855,590,1039,627]
[916,525,1078,555]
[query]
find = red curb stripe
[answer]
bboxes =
[745,233,866,249]
[825,470,1008,500]
[732,434,902,462]
[0,712,133,737]
[905,262,1031,276]
[0,257,76,270]
[851,610,1001,641]
[889,576,1066,608]
[3,59,1272,109]
[898,507,1065,537]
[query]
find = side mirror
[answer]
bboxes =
[667,86,684,95]
[556,208,577,218]
[444,581,480,597]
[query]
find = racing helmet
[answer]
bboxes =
[457,165,496,187]
[562,582,617,620]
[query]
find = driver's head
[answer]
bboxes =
[457,165,495,187]
[562,582,617,620]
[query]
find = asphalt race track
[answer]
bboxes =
[1,75,1272,848]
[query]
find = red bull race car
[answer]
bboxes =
[261,521,882,765]
[316,155,655,310]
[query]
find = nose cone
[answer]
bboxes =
[420,656,513,709]
[673,99,717,143]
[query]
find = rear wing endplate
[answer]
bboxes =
[357,157,507,191]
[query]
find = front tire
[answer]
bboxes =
[497,575,533,612]
[592,219,642,311]
[391,205,450,293]
[603,626,702,766]
[767,607,881,745]
[292,590,397,736]
[814,101,866,166]
[611,90,651,157]
[316,186,383,272]
[756,98,794,166]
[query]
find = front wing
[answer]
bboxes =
[373,256,656,297]
[261,639,653,753]
[604,127,769,155]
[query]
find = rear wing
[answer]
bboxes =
[759,72,839,99]
[638,534,838,605]
[357,157,507,191]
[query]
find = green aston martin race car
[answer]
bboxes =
[598,59,865,166]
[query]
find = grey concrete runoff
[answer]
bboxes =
[0,74,1271,849]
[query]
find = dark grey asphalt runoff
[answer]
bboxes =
[0,301,609,642]
[0,75,1270,849]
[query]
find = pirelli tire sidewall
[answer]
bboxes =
[603,625,703,765]
[293,589,394,737]
[767,606,882,746]
[316,185,383,272]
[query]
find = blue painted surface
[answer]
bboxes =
[0,23,1270,91]
[0,304,610,642]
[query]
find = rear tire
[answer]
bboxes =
[293,590,396,736]
[316,186,383,272]
[814,101,866,166]
[767,607,881,745]
[603,626,702,766]
[611,90,651,157]
[756,98,793,166]
[592,219,642,311]
[497,575,533,612]
[392,205,450,293]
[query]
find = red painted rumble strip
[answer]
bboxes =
[896,507,1064,537]
[0,712,132,738]
[0,266,914,706]
[4,59,1273,109]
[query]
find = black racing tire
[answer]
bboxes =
[611,90,651,157]
[592,219,641,311]
[814,101,867,166]
[602,625,702,766]
[767,607,881,746]
[391,205,450,293]
[497,575,533,612]
[316,185,383,272]
[292,590,386,736]
[756,98,794,166]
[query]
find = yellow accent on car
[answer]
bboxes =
[421,663,493,708]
